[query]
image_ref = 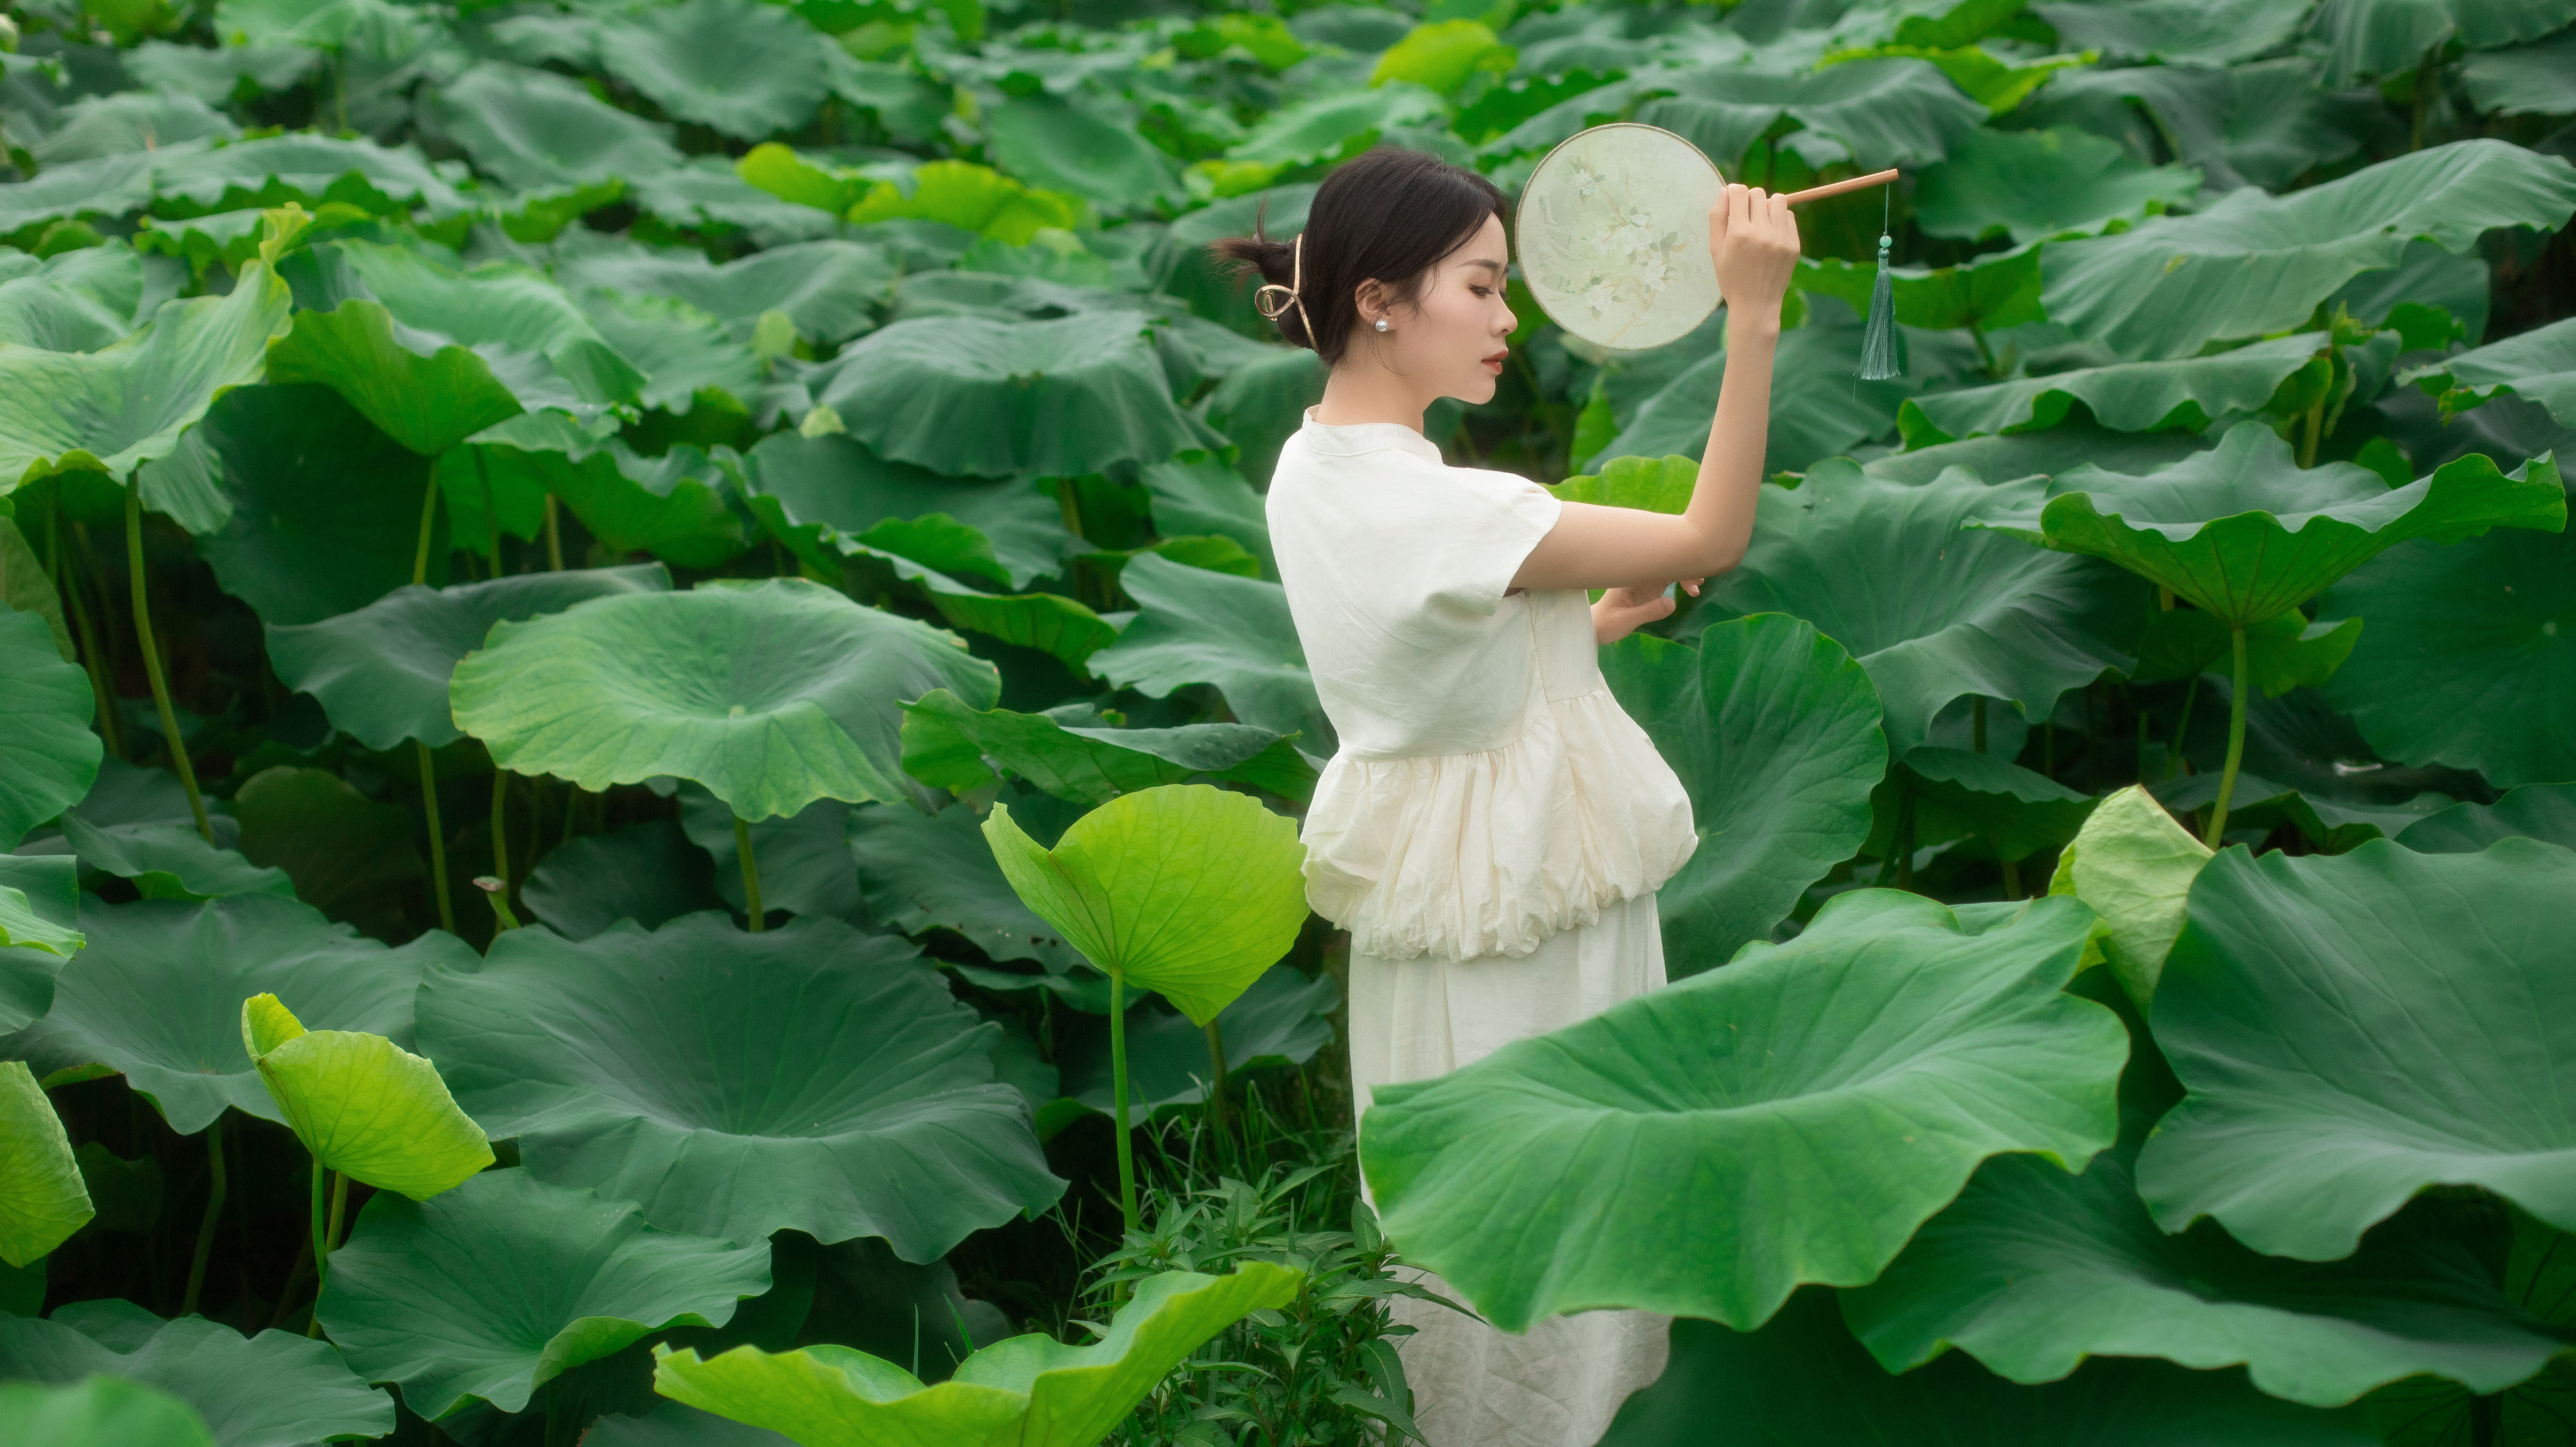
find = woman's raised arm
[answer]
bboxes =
[1511,182,1803,595]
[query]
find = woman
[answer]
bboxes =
[1209,145,1801,1446]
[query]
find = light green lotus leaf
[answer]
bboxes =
[432,63,685,194]
[414,913,1065,1257]
[807,315,1204,480]
[1913,125,2201,244]
[583,1401,794,1446]
[1362,891,2128,1331]
[1087,553,1330,749]
[229,766,423,937]
[0,242,147,353]
[320,1167,770,1419]
[5,893,475,1134]
[2397,784,2576,855]
[0,252,289,491]
[0,1306,393,1444]
[1371,19,1512,94]
[0,1060,92,1269]
[0,1377,215,1447]
[1698,461,2151,755]
[653,1262,1302,1447]
[193,384,439,625]
[146,133,473,221]
[263,299,526,457]
[1600,1289,2380,1446]
[2138,838,2576,1259]
[738,432,1077,592]
[1599,617,1885,975]
[1796,246,2045,337]
[2315,453,2572,787]
[1632,57,1987,171]
[2399,315,2576,429]
[1978,423,2566,626]
[900,689,1313,808]
[2462,29,2576,118]
[843,160,1089,244]
[521,820,723,941]
[2045,784,2212,1009]
[450,579,998,822]
[0,857,84,969]
[594,0,829,140]
[1897,333,2327,449]
[1547,454,1696,514]
[239,993,492,1199]
[983,785,1309,1026]
[266,564,671,751]
[2039,139,2576,359]
[0,607,101,854]
[844,800,1081,973]
[555,240,892,348]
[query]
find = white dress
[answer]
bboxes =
[1264,407,1699,1447]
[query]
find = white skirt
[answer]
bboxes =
[1347,890,1674,1447]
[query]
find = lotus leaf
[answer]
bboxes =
[2128,606,2362,697]
[1633,58,1987,171]
[1227,85,1446,169]
[2397,783,2576,854]
[1897,333,2327,448]
[266,564,671,751]
[2399,315,2576,428]
[262,299,525,456]
[0,1308,394,1445]
[320,1167,771,1418]
[554,241,893,347]
[1056,965,1337,1113]
[145,133,471,220]
[0,241,147,353]
[1362,891,2126,1331]
[521,821,723,939]
[413,913,1065,1256]
[50,808,291,903]
[2138,838,2576,1258]
[594,0,829,141]
[985,94,1183,212]
[0,1377,216,1447]
[432,63,684,194]
[4,893,475,1134]
[192,384,439,625]
[1795,246,2045,336]
[123,38,319,102]
[229,765,424,935]
[2312,0,2576,87]
[1914,125,2202,244]
[0,851,84,997]
[0,1060,93,1268]
[1697,461,2151,755]
[580,290,762,415]
[326,239,646,414]
[842,160,1088,243]
[2031,0,2312,64]
[2044,784,2213,1009]
[2462,29,2576,118]
[900,688,1313,807]
[238,993,493,1200]
[676,789,867,922]
[1862,422,2210,486]
[450,578,998,821]
[28,92,234,163]
[653,1262,1302,1447]
[0,607,101,853]
[1891,748,2099,863]
[738,431,1077,592]
[447,432,750,570]
[844,799,1081,972]
[1087,552,1330,749]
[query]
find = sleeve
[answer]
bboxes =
[1412,463,1565,618]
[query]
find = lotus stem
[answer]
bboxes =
[2206,625,2250,846]
[2168,676,2200,781]
[411,471,439,588]
[1972,696,1986,754]
[181,1114,226,1317]
[2000,856,2021,900]
[1109,967,1138,1232]
[1204,1018,1230,1145]
[734,815,765,931]
[2299,398,2324,469]
[474,449,503,577]
[1966,320,1996,379]
[489,767,515,928]
[416,741,454,933]
[544,495,565,571]
[305,1158,330,1337]
[128,487,211,844]
[51,510,124,759]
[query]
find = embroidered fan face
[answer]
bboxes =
[1518,124,1727,350]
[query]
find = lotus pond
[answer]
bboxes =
[2,0,2575,1442]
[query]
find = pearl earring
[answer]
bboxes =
[1373,317,1390,333]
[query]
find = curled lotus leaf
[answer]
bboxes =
[0,1060,93,1269]
[240,993,494,1200]
[0,1306,394,1445]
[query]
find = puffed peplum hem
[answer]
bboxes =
[1299,687,1699,963]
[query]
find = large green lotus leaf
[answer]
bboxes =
[1600,1288,2380,1447]
[985,93,1182,213]
[145,135,473,221]
[0,607,101,853]
[653,1262,1302,1447]
[446,431,751,571]
[594,0,828,141]
[738,432,1077,593]
[1140,456,1273,573]
[838,160,1088,244]
[2045,784,2212,1010]
[0,255,289,491]
[1982,424,2567,626]
[1086,553,1329,749]
[327,239,646,416]
[1897,333,2326,449]
[1597,617,1884,975]
[579,290,763,415]
[450,579,998,822]
[0,1377,215,1447]
[2462,29,2576,118]
[2031,0,2312,64]
[263,299,525,457]
[2398,315,2576,429]
[1795,247,2044,336]
[2315,453,2573,787]
[2027,57,2368,195]
[1862,422,2210,487]
[0,1060,92,1269]
[1697,462,2151,756]
[675,788,866,923]
[900,689,1313,808]
[1056,965,1336,1113]
[1361,891,2128,1332]
[808,315,1203,480]
[266,564,671,751]
[888,568,1122,679]
[13,760,287,906]
[2137,838,2576,1258]
[321,1167,770,1419]
[433,63,684,194]
[192,383,437,626]
[2397,784,2576,855]
[1893,748,2099,863]
[1225,84,1446,169]
[555,241,892,348]
[521,821,724,940]
[241,993,493,1199]
[4,893,475,1134]
[2041,140,2576,360]
[2362,1205,2576,1445]
[843,800,1081,973]
[0,149,167,236]
[0,242,147,353]
[982,784,1307,1025]
[1633,58,1986,171]
[0,1309,393,1445]
[2126,606,2363,697]
[24,91,235,166]
[122,38,319,101]
[1914,124,2201,244]
[229,766,423,937]
[1843,1097,2573,1407]
[2312,0,2576,86]
[414,912,1065,1256]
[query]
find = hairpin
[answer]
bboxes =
[1252,232,1317,347]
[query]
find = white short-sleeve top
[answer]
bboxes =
[1265,407,1697,962]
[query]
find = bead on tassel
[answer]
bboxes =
[1856,187,1899,381]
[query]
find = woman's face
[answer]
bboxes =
[1360,212,1517,405]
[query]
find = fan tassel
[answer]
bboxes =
[1856,230,1899,381]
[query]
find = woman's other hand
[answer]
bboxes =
[1706,183,1801,327]
[1592,580,1700,645]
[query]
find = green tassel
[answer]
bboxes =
[1856,230,1899,381]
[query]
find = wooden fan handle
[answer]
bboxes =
[1776,169,1900,205]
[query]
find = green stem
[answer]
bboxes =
[474,449,503,578]
[418,741,454,933]
[2205,625,2250,846]
[2000,856,2022,900]
[1110,967,1137,1232]
[411,471,439,588]
[128,487,210,843]
[733,815,765,931]
[2298,397,2324,469]
[2168,675,2200,781]
[1971,695,1986,754]
[325,1172,348,1255]
[1204,1018,1230,1145]
[1966,320,1997,379]
[489,767,513,928]
[305,1158,328,1337]
[180,1115,226,1317]
[543,495,565,571]
[53,510,124,759]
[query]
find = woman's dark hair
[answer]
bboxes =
[1207,146,1508,366]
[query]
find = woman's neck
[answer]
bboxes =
[1312,354,1432,430]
